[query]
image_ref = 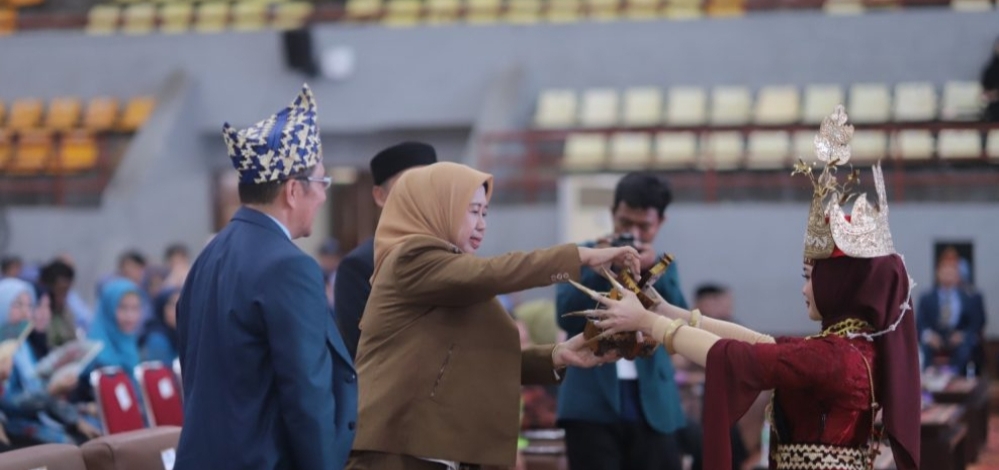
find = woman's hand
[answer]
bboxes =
[47,372,79,396]
[553,333,618,369]
[75,419,102,440]
[586,289,660,338]
[578,246,640,276]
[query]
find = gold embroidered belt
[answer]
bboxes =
[772,443,868,470]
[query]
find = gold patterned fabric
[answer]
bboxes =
[772,443,868,470]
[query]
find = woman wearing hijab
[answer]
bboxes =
[347,162,641,470]
[139,287,180,364]
[575,108,920,470]
[75,279,145,404]
[981,36,999,122]
[0,278,101,445]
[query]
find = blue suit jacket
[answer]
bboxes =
[916,287,986,341]
[556,252,687,434]
[333,237,375,360]
[175,207,357,470]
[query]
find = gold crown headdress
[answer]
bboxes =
[793,105,896,261]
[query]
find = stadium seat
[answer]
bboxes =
[988,130,999,162]
[81,426,181,470]
[118,96,155,132]
[160,3,193,33]
[83,97,120,132]
[134,362,183,426]
[0,129,12,169]
[0,443,86,470]
[0,8,15,36]
[45,97,82,131]
[232,1,269,31]
[754,86,800,125]
[345,0,382,20]
[504,0,542,24]
[578,88,619,128]
[937,130,982,159]
[55,130,99,173]
[893,82,937,122]
[534,89,577,129]
[194,2,229,33]
[802,84,844,124]
[622,87,663,127]
[12,129,53,174]
[121,3,156,35]
[747,131,790,169]
[86,4,120,35]
[665,86,707,126]
[562,133,607,171]
[91,367,146,434]
[8,98,43,130]
[893,130,934,162]
[703,131,743,169]
[608,132,651,170]
[710,86,752,125]
[850,130,887,162]
[272,1,313,29]
[653,131,698,168]
[941,81,983,121]
[847,83,891,124]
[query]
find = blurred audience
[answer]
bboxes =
[38,261,79,350]
[139,287,180,364]
[982,35,999,123]
[0,257,22,280]
[917,256,986,375]
[163,243,191,289]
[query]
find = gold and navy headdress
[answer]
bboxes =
[222,84,322,185]
[794,105,896,261]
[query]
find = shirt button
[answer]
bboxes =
[348,421,356,431]
[346,374,356,383]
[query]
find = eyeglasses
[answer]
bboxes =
[296,176,332,190]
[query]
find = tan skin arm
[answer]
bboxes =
[574,280,774,366]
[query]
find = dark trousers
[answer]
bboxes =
[563,420,684,470]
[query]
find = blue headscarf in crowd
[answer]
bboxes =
[88,279,142,373]
[0,278,42,393]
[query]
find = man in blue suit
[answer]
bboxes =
[556,173,694,470]
[333,141,437,359]
[917,257,986,375]
[175,84,357,470]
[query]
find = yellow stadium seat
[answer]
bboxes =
[0,8,16,36]
[504,0,541,24]
[12,130,53,174]
[534,89,577,129]
[45,97,82,131]
[345,0,383,20]
[622,87,663,127]
[802,85,844,124]
[709,86,751,125]
[546,0,582,22]
[465,0,501,23]
[55,131,99,173]
[653,132,697,169]
[937,130,982,160]
[609,132,652,170]
[563,133,607,171]
[847,83,891,124]
[122,3,156,35]
[665,86,707,126]
[754,86,800,125]
[0,129,12,170]
[747,131,790,169]
[272,1,313,29]
[702,131,744,170]
[578,88,619,128]
[86,5,120,35]
[83,97,120,132]
[425,0,459,23]
[585,0,619,20]
[232,1,268,31]
[194,2,229,33]
[383,0,420,25]
[893,130,934,162]
[8,99,43,130]
[624,0,660,19]
[160,3,193,34]
[118,96,155,132]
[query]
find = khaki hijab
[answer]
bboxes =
[372,162,493,282]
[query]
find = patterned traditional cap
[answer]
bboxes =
[222,84,322,185]
[794,105,896,261]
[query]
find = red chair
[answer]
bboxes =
[134,361,183,426]
[90,367,145,434]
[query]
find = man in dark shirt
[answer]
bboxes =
[333,142,437,359]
